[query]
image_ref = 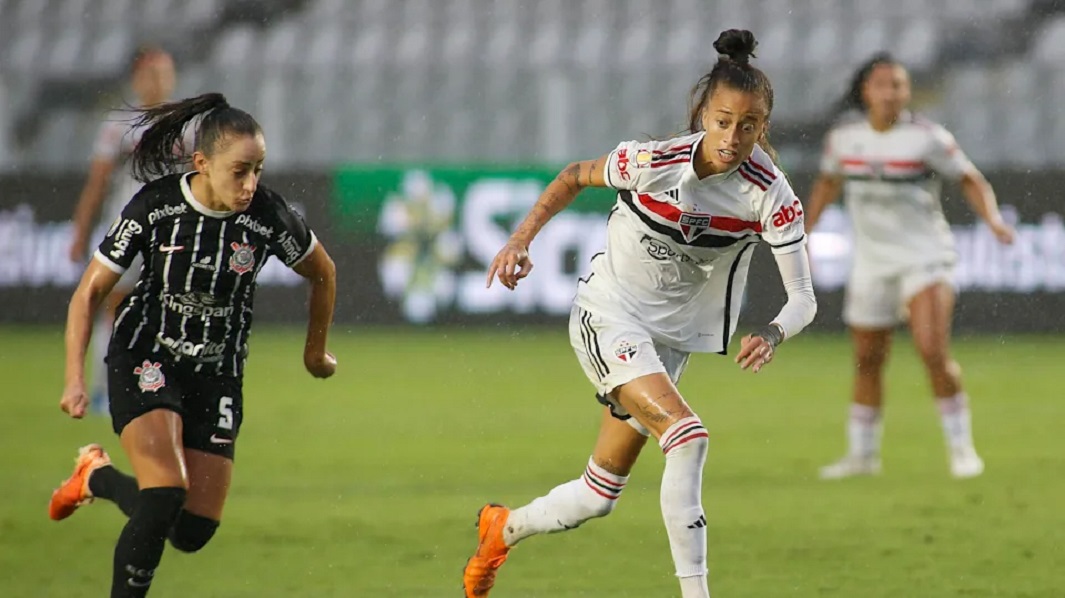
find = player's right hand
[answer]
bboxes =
[486,241,533,290]
[60,383,89,419]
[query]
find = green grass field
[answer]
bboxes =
[1,326,1062,597]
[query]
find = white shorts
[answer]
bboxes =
[569,305,690,435]
[843,262,954,328]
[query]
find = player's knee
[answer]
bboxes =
[916,342,949,371]
[855,348,888,372]
[134,487,187,533]
[660,416,709,460]
[168,510,220,553]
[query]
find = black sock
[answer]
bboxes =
[111,487,186,598]
[89,465,140,518]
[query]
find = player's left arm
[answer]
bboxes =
[293,243,337,379]
[265,191,337,379]
[928,125,1014,245]
[736,180,817,373]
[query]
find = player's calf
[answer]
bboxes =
[502,457,629,546]
[112,487,186,597]
[168,510,220,553]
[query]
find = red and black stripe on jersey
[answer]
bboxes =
[99,174,315,377]
[618,190,760,248]
[650,143,694,168]
[737,157,776,191]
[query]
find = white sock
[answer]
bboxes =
[502,457,627,547]
[90,315,112,399]
[659,417,710,597]
[937,392,974,452]
[848,403,882,458]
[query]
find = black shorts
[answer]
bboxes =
[107,348,244,460]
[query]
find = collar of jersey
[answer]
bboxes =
[180,172,236,218]
[688,132,742,185]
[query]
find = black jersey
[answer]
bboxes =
[95,172,316,377]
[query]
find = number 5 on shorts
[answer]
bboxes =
[217,396,234,430]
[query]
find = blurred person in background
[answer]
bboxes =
[50,93,337,598]
[463,30,816,598]
[68,46,178,414]
[805,53,1015,480]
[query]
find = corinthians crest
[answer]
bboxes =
[134,360,166,392]
[229,242,256,274]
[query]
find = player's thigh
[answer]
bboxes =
[183,448,233,520]
[906,278,956,358]
[109,349,189,488]
[120,409,188,489]
[612,373,695,440]
[590,408,649,476]
[569,306,672,419]
[844,268,901,329]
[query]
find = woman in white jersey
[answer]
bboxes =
[805,54,1014,480]
[69,47,178,413]
[463,30,817,598]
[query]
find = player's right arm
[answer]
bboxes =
[486,154,610,290]
[804,130,844,233]
[62,259,122,418]
[62,192,150,418]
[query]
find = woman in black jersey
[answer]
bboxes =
[49,93,338,598]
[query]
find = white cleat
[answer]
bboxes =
[949,448,984,479]
[819,455,882,480]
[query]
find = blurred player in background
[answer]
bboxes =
[805,54,1015,480]
[463,30,817,598]
[68,46,179,414]
[50,93,338,597]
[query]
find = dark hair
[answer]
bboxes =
[129,93,262,183]
[837,52,899,114]
[688,29,777,162]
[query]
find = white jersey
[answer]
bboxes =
[574,131,807,354]
[93,110,150,225]
[92,109,194,225]
[820,111,976,276]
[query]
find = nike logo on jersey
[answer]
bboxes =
[159,244,185,253]
[209,434,234,445]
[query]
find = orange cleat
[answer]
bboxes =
[462,504,512,598]
[48,444,111,521]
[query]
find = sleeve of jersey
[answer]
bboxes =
[602,140,649,190]
[93,193,150,274]
[770,245,817,340]
[91,119,123,161]
[759,179,807,255]
[270,200,318,268]
[818,129,841,175]
[926,125,976,180]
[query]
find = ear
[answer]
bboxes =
[192,151,209,175]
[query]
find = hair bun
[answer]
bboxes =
[713,29,758,65]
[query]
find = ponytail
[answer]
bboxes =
[130,92,261,183]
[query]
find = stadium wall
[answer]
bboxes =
[3,168,1065,332]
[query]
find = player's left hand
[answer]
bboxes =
[735,334,775,373]
[305,350,337,379]
[990,220,1015,245]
